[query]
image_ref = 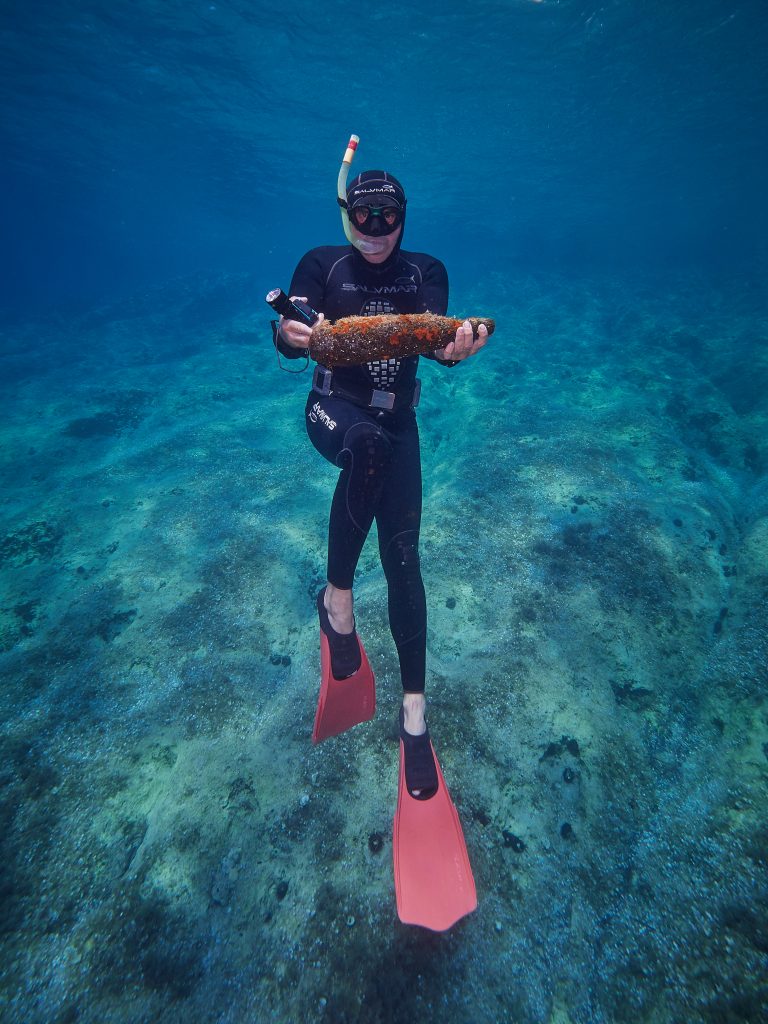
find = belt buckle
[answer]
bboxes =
[370,389,396,411]
[313,365,332,397]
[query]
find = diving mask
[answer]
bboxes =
[348,203,404,236]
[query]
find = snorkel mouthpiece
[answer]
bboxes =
[355,235,391,255]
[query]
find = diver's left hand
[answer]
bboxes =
[434,320,489,362]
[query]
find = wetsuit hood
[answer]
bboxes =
[346,169,407,265]
[347,169,406,211]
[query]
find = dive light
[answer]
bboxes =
[265,288,319,326]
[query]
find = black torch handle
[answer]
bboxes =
[265,288,319,327]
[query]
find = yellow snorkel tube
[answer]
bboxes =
[337,133,359,246]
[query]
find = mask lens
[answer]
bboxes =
[349,204,403,236]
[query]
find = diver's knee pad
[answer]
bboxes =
[336,420,393,476]
[381,529,422,579]
[334,421,392,534]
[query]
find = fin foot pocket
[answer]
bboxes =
[317,587,362,679]
[398,708,438,799]
[312,598,375,744]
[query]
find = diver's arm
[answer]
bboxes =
[278,301,324,351]
[416,256,487,363]
[416,257,459,365]
[416,257,449,317]
[434,320,489,363]
[276,251,327,354]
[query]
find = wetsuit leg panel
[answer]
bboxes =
[305,394,392,589]
[376,414,427,693]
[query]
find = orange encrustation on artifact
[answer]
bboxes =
[309,313,495,367]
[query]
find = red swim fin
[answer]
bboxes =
[393,738,477,931]
[311,629,375,744]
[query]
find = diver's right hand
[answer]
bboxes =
[278,297,324,348]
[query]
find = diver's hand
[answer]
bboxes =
[278,297,324,349]
[434,320,489,362]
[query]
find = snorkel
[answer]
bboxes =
[337,134,394,256]
[337,134,359,245]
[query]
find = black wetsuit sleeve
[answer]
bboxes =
[288,251,327,315]
[417,258,449,315]
[417,257,459,367]
[272,251,326,361]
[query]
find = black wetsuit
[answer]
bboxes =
[283,244,451,693]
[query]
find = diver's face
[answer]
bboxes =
[352,224,402,263]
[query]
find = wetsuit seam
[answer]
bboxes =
[380,527,420,563]
[400,258,424,287]
[397,626,427,647]
[338,421,388,535]
[325,252,354,292]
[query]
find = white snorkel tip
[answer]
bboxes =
[342,135,359,164]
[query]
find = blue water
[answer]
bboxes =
[1,2,767,1023]
[2,0,766,317]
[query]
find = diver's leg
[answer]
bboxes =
[306,394,393,634]
[376,413,429,738]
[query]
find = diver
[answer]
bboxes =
[274,150,488,804]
